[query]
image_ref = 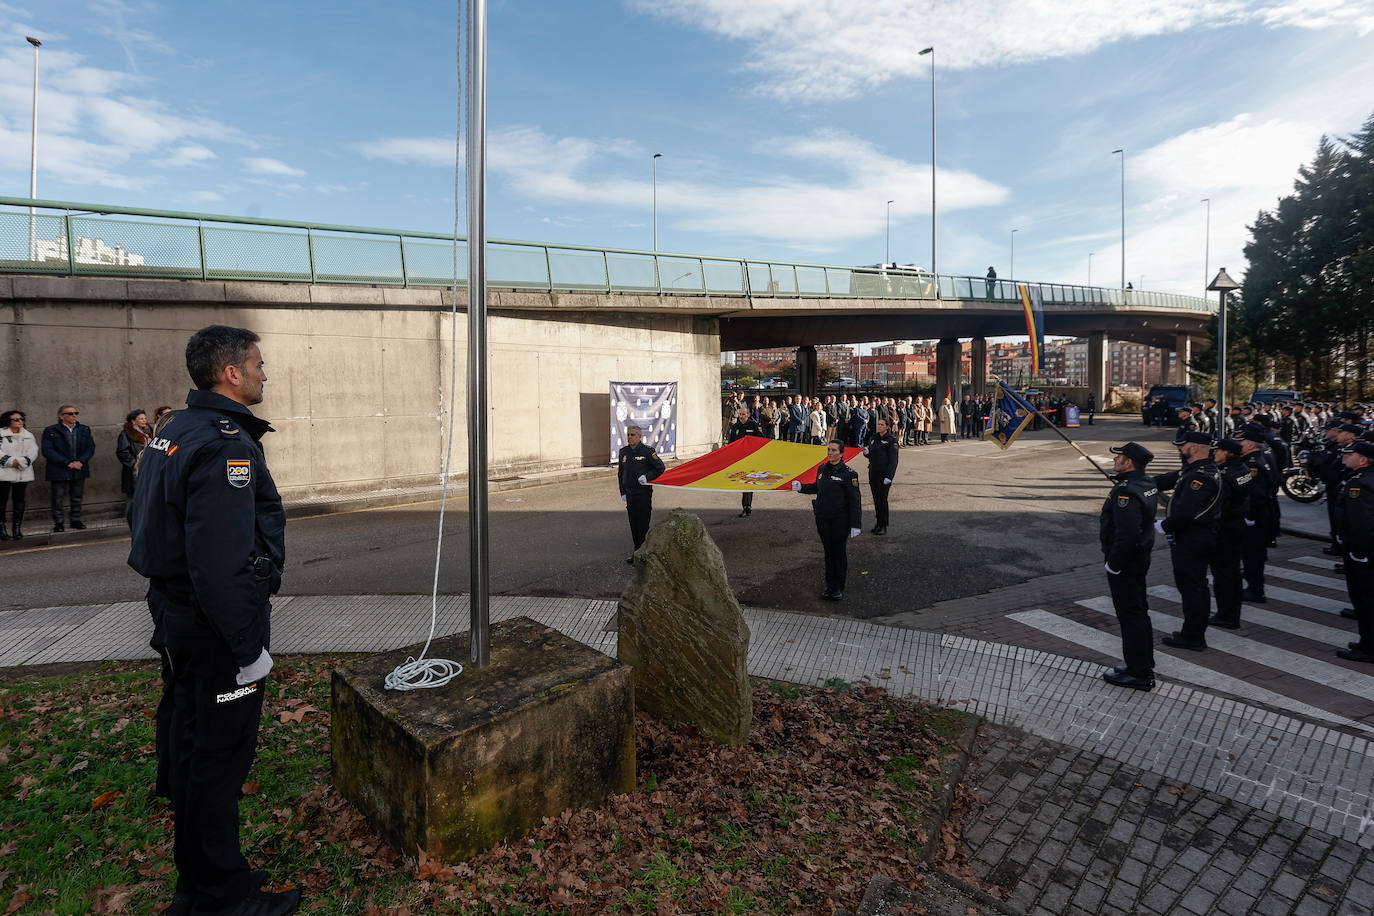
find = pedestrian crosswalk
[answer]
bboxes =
[1006,553,1373,735]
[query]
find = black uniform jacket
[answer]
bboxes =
[865,432,899,480]
[799,460,862,527]
[617,442,665,496]
[1215,457,1253,531]
[1099,469,1157,569]
[127,389,285,667]
[726,418,763,444]
[1335,467,1374,560]
[1153,457,1222,536]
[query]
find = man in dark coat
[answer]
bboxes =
[1152,430,1223,650]
[42,404,96,531]
[617,425,666,560]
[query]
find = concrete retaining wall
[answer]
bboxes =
[0,276,720,523]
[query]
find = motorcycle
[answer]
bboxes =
[1281,429,1326,503]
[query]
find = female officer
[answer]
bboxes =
[863,416,899,535]
[792,439,862,600]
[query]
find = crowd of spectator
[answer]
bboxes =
[722,392,1001,448]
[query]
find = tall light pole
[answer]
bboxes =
[885,199,894,265]
[1201,197,1211,295]
[1010,228,1019,282]
[652,152,663,252]
[466,0,490,667]
[1209,268,1241,412]
[1112,148,1125,290]
[919,46,935,275]
[27,36,42,262]
[1088,251,1094,286]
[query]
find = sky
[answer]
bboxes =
[3,0,1374,306]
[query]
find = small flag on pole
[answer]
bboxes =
[1018,283,1045,374]
[984,378,1038,450]
[651,437,863,491]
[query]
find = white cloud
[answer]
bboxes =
[243,157,306,177]
[630,0,1374,100]
[154,144,217,168]
[356,137,454,166]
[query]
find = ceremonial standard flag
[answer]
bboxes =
[610,381,677,461]
[983,379,1038,450]
[1018,283,1045,374]
[651,437,863,491]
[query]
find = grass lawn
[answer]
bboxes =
[0,656,977,915]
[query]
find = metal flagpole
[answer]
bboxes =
[466,0,490,668]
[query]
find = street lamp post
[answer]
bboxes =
[1112,148,1125,290]
[1208,268,1241,412]
[1088,251,1094,287]
[919,46,935,275]
[26,36,41,262]
[1201,197,1211,295]
[652,152,663,252]
[1010,228,1019,282]
[886,199,894,266]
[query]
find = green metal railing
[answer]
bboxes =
[0,197,1214,312]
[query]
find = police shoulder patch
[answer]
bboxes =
[1190,479,1203,489]
[226,459,252,488]
[1118,496,1130,506]
[1352,487,1362,498]
[1249,468,1258,478]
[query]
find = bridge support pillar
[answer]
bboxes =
[935,338,961,403]
[1087,332,1109,409]
[795,345,818,399]
[1174,335,1192,386]
[971,337,988,396]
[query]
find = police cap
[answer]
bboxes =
[1339,422,1364,435]
[1341,440,1374,460]
[1214,437,1242,455]
[1110,442,1154,467]
[1339,410,1363,421]
[1240,426,1268,442]
[1325,419,1344,430]
[1174,430,1213,446]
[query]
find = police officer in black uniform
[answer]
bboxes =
[1239,425,1281,601]
[1152,429,1222,651]
[617,424,665,563]
[725,406,763,517]
[792,439,862,600]
[1101,441,1159,690]
[1208,437,1252,628]
[1319,421,1359,552]
[127,326,297,916]
[863,416,899,535]
[1335,440,1374,663]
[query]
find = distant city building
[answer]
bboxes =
[728,344,857,375]
[35,235,146,267]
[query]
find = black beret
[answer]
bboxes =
[1110,442,1154,466]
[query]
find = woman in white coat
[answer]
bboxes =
[0,409,39,540]
[938,398,958,443]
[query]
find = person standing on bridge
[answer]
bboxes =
[985,266,997,299]
[618,425,666,558]
[792,439,862,600]
[127,325,297,916]
[1101,441,1158,690]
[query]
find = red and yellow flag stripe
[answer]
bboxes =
[651,437,864,491]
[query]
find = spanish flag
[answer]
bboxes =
[651,437,863,491]
[1018,283,1045,374]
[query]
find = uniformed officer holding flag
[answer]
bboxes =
[1100,442,1159,690]
[128,326,296,916]
[792,440,862,600]
[1334,440,1374,663]
[1152,430,1223,652]
[617,425,665,563]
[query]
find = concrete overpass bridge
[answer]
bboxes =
[0,197,1213,518]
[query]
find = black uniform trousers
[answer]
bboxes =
[1107,553,1154,677]
[868,472,891,528]
[147,588,174,800]
[1210,528,1245,623]
[815,513,849,593]
[1344,557,1374,653]
[740,492,753,511]
[626,491,653,550]
[49,478,85,524]
[158,589,265,912]
[1241,522,1270,596]
[0,481,26,527]
[1171,530,1215,641]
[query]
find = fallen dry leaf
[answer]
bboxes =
[91,790,120,811]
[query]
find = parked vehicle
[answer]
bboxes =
[1282,429,1326,503]
[1250,388,1302,405]
[859,379,882,389]
[758,377,789,390]
[1144,384,1204,424]
[830,377,857,389]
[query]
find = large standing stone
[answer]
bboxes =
[331,617,635,860]
[618,508,751,744]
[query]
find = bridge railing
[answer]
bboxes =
[0,197,1214,312]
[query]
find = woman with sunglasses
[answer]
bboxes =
[0,410,38,540]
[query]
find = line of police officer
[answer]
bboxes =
[1100,415,1374,691]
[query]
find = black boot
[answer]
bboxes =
[10,518,21,540]
[0,522,8,541]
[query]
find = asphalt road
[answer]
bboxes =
[2,415,1182,618]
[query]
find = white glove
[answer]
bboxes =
[849,528,861,538]
[236,648,273,685]
[862,447,869,456]
[637,474,647,485]
[1154,520,1166,534]
[883,478,891,486]
[1244,518,1256,527]
[621,494,627,502]
[791,481,802,491]
[1352,554,1369,564]
[1104,562,1120,575]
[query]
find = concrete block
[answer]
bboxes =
[382,287,445,309]
[536,351,583,465]
[381,337,443,418]
[255,330,312,423]
[310,285,388,307]
[307,334,384,419]
[127,279,227,303]
[383,414,441,481]
[310,416,379,485]
[330,616,635,861]
[223,281,312,305]
[261,417,311,491]
[11,275,130,302]
[378,307,442,340]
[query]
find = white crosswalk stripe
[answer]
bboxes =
[1074,592,1374,701]
[1265,565,1347,590]
[1294,555,1345,572]
[1135,586,1355,647]
[1007,609,1370,734]
[1238,581,1348,614]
